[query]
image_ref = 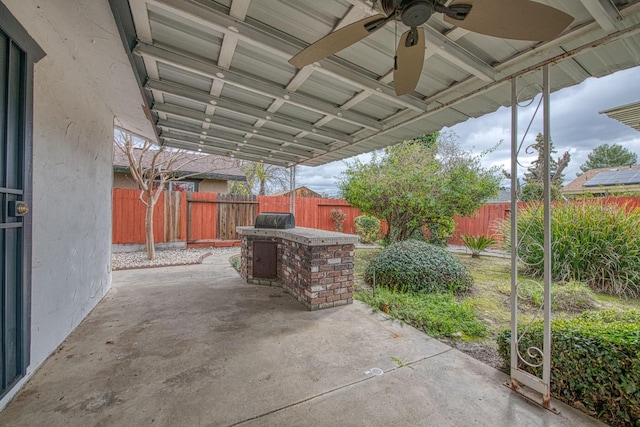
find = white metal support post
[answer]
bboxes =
[541,64,553,408]
[509,65,553,408]
[289,165,296,215]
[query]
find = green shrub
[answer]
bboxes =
[365,240,473,294]
[356,288,487,338]
[505,201,640,297]
[354,215,381,244]
[497,309,640,426]
[460,234,496,258]
[425,218,456,246]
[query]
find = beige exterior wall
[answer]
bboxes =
[199,179,229,193]
[113,172,230,193]
[113,173,139,189]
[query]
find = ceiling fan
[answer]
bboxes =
[289,0,574,96]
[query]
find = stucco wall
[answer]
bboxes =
[1,0,147,408]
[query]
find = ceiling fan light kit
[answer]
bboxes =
[289,0,574,96]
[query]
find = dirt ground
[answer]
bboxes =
[440,339,508,373]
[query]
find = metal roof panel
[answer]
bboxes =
[113,0,640,167]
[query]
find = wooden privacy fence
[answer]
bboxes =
[449,196,640,246]
[112,189,640,248]
[112,189,186,245]
[450,203,510,246]
[112,189,366,246]
[188,193,258,242]
[257,196,362,234]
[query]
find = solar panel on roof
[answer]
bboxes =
[583,169,640,187]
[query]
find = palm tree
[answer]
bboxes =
[232,160,290,195]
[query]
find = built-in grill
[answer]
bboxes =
[254,212,295,229]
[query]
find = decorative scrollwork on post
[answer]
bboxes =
[514,279,545,368]
[510,70,552,403]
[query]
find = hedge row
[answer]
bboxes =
[497,309,640,426]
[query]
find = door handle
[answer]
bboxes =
[8,201,29,217]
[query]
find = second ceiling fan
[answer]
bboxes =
[289,0,574,96]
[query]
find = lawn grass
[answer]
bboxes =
[354,248,639,346]
[356,287,488,339]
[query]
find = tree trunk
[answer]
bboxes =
[145,198,156,260]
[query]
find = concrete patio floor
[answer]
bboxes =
[0,252,604,426]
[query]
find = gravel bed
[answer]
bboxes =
[112,247,239,270]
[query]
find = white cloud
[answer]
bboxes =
[293,65,640,193]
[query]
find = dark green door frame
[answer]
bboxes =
[0,1,44,399]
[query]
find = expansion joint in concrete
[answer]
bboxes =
[225,347,454,427]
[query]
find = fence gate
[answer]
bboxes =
[186,193,258,243]
[216,194,257,240]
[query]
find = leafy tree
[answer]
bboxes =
[579,144,637,174]
[338,133,501,243]
[114,131,211,260]
[230,160,290,195]
[520,133,570,202]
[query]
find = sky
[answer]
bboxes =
[294,65,640,197]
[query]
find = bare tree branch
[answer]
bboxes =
[114,129,233,259]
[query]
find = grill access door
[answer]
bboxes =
[253,241,277,278]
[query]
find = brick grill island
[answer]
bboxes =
[236,226,358,310]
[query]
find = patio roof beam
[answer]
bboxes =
[152,103,332,152]
[157,120,315,158]
[579,0,623,33]
[347,3,640,143]
[421,25,495,82]
[160,130,305,163]
[352,20,640,147]
[335,4,370,30]
[162,137,292,167]
[422,3,640,109]
[193,116,330,153]
[135,42,382,132]
[145,78,353,142]
[229,0,251,20]
[148,0,430,112]
[322,0,496,83]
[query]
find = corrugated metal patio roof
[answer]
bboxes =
[113,147,247,181]
[601,100,640,132]
[110,0,640,167]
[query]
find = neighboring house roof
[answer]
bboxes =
[600,101,640,132]
[562,165,640,195]
[271,186,323,198]
[486,189,512,204]
[113,148,246,182]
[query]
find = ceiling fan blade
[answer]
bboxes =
[444,0,574,41]
[394,28,425,96]
[289,14,389,68]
